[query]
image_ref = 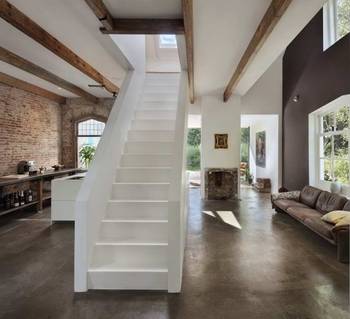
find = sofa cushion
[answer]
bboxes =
[321,210,350,225]
[274,199,308,211]
[300,186,322,208]
[286,206,322,222]
[304,216,335,241]
[342,200,350,211]
[315,191,348,215]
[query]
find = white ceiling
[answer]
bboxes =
[0,0,129,98]
[194,0,326,97]
[104,0,182,19]
[0,0,326,101]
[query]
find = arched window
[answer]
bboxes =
[77,119,105,168]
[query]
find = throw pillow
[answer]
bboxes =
[322,210,350,225]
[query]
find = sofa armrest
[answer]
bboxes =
[271,191,300,203]
[333,227,349,263]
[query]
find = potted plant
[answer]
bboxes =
[79,144,96,168]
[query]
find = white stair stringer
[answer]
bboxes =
[87,73,182,291]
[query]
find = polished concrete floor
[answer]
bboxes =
[0,187,349,319]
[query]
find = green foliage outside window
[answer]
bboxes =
[337,0,350,39]
[321,106,349,184]
[187,128,201,171]
[241,127,250,164]
[79,144,96,168]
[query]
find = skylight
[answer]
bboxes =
[159,34,177,48]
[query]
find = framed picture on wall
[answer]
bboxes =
[214,134,228,149]
[256,131,266,167]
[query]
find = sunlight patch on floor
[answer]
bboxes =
[202,210,242,229]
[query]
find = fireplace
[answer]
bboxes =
[204,168,238,200]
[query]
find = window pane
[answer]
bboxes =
[159,34,177,48]
[337,0,350,40]
[334,134,348,157]
[320,159,332,182]
[335,106,349,131]
[78,119,105,136]
[77,136,101,168]
[320,136,332,157]
[334,159,349,184]
[321,112,334,133]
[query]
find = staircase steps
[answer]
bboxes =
[88,73,180,291]
[116,167,172,183]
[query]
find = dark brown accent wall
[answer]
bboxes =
[283,10,350,190]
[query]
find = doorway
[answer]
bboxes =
[187,114,201,187]
[240,115,279,193]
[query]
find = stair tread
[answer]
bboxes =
[113,182,170,185]
[108,199,168,203]
[101,219,168,223]
[95,242,168,246]
[89,267,168,273]
[117,167,172,169]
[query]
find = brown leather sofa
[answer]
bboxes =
[271,186,349,263]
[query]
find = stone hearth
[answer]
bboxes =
[204,168,238,200]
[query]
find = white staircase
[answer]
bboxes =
[87,73,180,290]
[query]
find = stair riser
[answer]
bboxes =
[143,86,178,94]
[91,245,168,269]
[144,78,180,87]
[131,120,175,131]
[128,130,175,142]
[138,101,177,110]
[106,202,168,220]
[112,184,169,200]
[116,168,171,183]
[88,271,167,290]
[134,110,176,120]
[99,222,168,243]
[120,154,172,167]
[142,93,177,102]
[124,142,174,154]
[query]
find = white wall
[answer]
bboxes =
[242,115,279,193]
[241,55,283,191]
[199,55,283,198]
[200,94,241,196]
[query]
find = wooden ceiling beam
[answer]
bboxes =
[0,0,119,95]
[223,0,293,102]
[0,47,99,104]
[182,0,194,103]
[84,0,114,31]
[0,71,66,104]
[100,18,185,34]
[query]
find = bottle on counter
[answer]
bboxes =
[13,192,19,207]
[27,189,33,203]
[20,191,25,206]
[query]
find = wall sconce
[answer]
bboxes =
[293,95,300,103]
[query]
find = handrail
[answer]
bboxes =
[74,70,145,292]
[167,71,189,292]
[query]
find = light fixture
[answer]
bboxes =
[293,95,300,103]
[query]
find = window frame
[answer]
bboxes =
[74,117,106,168]
[317,105,350,186]
[158,34,177,49]
[323,0,350,50]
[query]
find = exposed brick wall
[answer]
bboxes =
[0,84,62,176]
[61,98,114,168]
